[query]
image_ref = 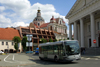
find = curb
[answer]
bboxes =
[81,56,100,59]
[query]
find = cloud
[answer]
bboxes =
[0,14,11,24]
[0,6,5,12]
[0,0,68,28]
[10,22,29,27]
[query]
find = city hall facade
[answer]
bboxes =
[66,0,100,48]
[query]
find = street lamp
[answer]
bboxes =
[26,34,33,51]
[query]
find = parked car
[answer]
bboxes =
[0,51,4,54]
[26,51,33,54]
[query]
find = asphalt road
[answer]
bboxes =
[0,53,100,67]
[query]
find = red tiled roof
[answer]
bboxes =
[51,18,56,20]
[0,28,21,40]
[34,24,38,28]
[50,16,56,20]
[40,23,50,28]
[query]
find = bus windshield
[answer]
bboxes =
[64,41,80,55]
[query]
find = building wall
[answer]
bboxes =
[83,17,100,48]
[68,0,100,24]
[66,0,100,48]
[47,23,67,40]
[0,40,22,52]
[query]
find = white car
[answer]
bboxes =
[0,51,4,53]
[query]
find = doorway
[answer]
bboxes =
[89,38,91,47]
[98,36,100,47]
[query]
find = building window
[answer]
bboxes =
[6,42,8,45]
[97,22,100,30]
[12,42,13,45]
[60,21,62,24]
[50,26,52,30]
[2,42,4,45]
[55,27,57,31]
[38,23,40,26]
[88,25,91,32]
[65,29,66,33]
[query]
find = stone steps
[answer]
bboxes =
[84,48,100,55]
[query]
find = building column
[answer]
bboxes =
[80,18,84,47]
[37,39,39,48]
[69,23,72,40]
[74,22,77,40]
[77,24,80,40]
[90,13,96,47]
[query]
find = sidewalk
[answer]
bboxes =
[81,55,100,59]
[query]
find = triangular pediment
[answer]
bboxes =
[66,0,94,18]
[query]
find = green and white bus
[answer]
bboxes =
[39,40,81,62]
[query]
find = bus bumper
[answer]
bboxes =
[63,54,81,61]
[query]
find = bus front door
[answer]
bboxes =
[58,45,63,60]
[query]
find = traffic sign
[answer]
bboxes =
[93,40,96,43]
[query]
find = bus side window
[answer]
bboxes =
[48,45,53,54]
[54,45,58,54]
[41,46,44,54]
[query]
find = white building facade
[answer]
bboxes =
[29,9,67,40]
[66,0,100,48]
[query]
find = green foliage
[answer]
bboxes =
[22,36,27,51]
[63,39,66,40]
[12,36,21,51]
[49,38,53,42]
[14,43,18,51]
[54,39,57,42]
[59,39,62,41]
[12,36,21,43]
[40,38,47,43]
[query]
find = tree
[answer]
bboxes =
[22,36,27,51]
[54,39,57,42]
[40,38,47,43]
[14,43,18,51]
[49,38,53,42]
[12,36,21,51]
[59,39,62,41]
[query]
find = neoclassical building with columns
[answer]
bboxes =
[66,0,100,48]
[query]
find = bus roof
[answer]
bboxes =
[39,40,78,47]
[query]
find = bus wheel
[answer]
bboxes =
[39,57,43,60]
[54,56,58,62]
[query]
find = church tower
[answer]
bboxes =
[32,8,45,27]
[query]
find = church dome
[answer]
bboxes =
[33,16,44,21]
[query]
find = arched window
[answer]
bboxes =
[55,27,57,31]
[65,29,66,33]
[50,26,52,30]
[60,20,62,24]
[38,23,40,26]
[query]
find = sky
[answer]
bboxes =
[0,0,76,36]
